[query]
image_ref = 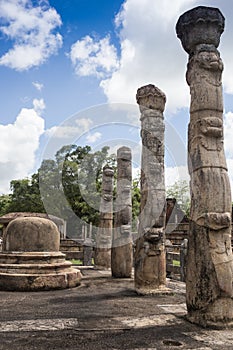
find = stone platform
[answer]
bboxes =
[0,268,232,350]
[0,217,82,291]
[0,252,81,291]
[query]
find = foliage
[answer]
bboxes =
[70,258,94,265]
[0,174,45,215]
[0,194,12,216]
[166,180,190,216]
[70,259,83,265]
[39,145,116,237]
[0,144,141,238]
[172,259,180,267]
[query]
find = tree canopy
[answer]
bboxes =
[38,145,116,237]
[0,145,118,238]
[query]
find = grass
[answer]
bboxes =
[70,259,83,265]
[70,258,95,265]
[172,260,180,267]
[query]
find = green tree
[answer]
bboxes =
[166,180,190,216]
[0,194,11,216]
[0,143,142,239]
[62,145,116,225]
[6,175,45,213]
[39,144,116,237]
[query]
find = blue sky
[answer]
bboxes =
[0,0,123,126]
[1,0,233,194]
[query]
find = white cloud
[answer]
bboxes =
[86,132,102,143]
[69,35,119,78]
[45,118,93,139]
[99,0,197,112]
[45,125,82,139]
[165,165,189,188]
[224,111,233,191]
[224,111,233,158]
[32,81,44,91]
[67,0,233,114]
[226,159,233,194]
[75,117,93,130]
[33,98,46,115]
[0,0,62,70]
[0,102,45,193]
[132,166,140,180]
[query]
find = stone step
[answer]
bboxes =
[0,252,66,264]
[0,261,72,274]
[0,268,82,291]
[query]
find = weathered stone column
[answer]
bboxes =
[135,84,168,294]
[176,6,233,327]
[83,237,93,266]
[94,165,114,269]
[111,147,133,278]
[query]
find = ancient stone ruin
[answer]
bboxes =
[134,84,168,294]
[0,217,82,291]
[94,165,114,269]
[111,146,133,278]
[176,6,233,327]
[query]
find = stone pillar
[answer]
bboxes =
[111,147,133,278]
[83,237,93,266]
[135,84,168,294]
[176,6,233,327]
[94,165,114,269]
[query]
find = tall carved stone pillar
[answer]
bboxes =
[135,84,168,294]
[111,147,133,278]
[176,6,233,327]
[94,166,114,269]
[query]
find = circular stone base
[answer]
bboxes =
[0,252,82,291]
[135,286,173,296]
[0,270,82,291]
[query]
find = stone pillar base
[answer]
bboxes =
[135,285,173,296]
[0,252,82,291]
[94,248,111,269]
[111,244,133,278]
[187,298,233,329]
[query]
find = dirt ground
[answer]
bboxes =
[0,267,232,350]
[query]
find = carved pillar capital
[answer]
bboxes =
[103,165,114,178]
[117,146,132,162]
[136,84,166,113]
[176,6,224,56]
